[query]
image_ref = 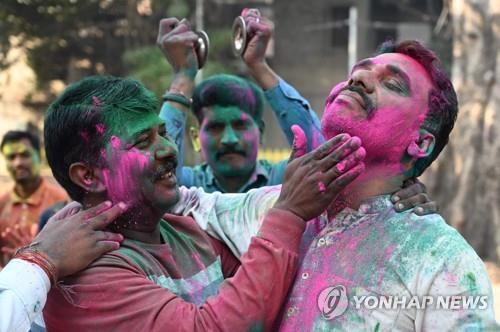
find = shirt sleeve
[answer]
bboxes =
[415,231,500,331]
[159,102,197,188]
[172,185,281,258]
[44,209,305,332]
[0,259,50,332]
[265,78,325,151]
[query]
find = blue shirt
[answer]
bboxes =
[159,78,324,193]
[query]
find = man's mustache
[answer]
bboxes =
[216,148,246,159]
[152,159,177,181]
[328,85,376,116]
[344,85,375,115]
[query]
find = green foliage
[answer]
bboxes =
[123,27,239,97]
[0,0,176,90]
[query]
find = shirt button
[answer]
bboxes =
[286,306,298,317]
[301,272,309,280]
[318,238,326,246]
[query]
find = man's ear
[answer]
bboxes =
[189,126,201,152]
[68,162,106,194]
[407,129,435,159]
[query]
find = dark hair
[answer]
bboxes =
[376,40,458,176]
[1,130,41,154]
[44,76,158,201]
[192,74,265,133]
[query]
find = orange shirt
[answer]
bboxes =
[0,178,68,256]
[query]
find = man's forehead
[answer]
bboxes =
[1,140,32,155]
[204,105,250,119]
[365,53,429,78]
[119,114,163,138]
[351,53,432,92]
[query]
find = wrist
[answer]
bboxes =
[273,201,303,220]
[173,66,197,82]
[13,243,59,286]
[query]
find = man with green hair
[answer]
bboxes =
[41,75,365,330]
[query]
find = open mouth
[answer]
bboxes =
[153,160,177,182]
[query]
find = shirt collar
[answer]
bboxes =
[328,195,393,231]
[205,161,270,193]
[10,178,47,206]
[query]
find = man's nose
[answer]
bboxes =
[221,126,239,146]
[11,155,26,168]
[349,69,375,94]
[154,138,178,160]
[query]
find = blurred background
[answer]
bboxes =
[0,0,499,317]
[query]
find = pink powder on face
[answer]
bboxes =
[96,123,106,135]
[101,136,150,205]
[321,53,433,176]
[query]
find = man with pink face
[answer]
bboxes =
[173,40,499,330]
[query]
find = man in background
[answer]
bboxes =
[0,130,68,266]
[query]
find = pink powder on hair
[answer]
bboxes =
[95,123,106,135]
[80,131,90,142]
[110,136,121,149]
[92,96,102,107]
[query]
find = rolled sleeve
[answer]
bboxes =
[264,78,324,151]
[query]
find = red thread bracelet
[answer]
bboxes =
[14,246,58,286]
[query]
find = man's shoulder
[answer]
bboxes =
[383,210,481,266]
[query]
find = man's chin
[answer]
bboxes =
[154,187,180,212]
[14,175,37,185]
[216,164,254,178]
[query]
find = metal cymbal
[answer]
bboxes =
[194,30,209,69]
[231,16,247,57]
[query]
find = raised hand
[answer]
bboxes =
[157,17,199,78]
[241,8,274,67]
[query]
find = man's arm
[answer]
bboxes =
[44,209,305,332]
[241,9,324,152]
[0,201,124,332]
[157,18,199,187]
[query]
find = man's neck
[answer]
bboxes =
[327,164,406,220]
[119,225,162,245]
[83,197,164,244]
[215,169,254,193]
[15,177,42,199]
